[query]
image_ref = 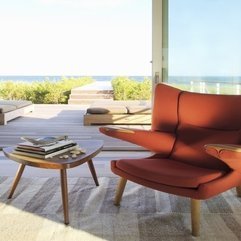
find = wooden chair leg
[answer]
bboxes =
[191,199,201,237]
[236,186,241,197]
[114,177,127,206]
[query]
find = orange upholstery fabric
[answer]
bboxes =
[111,161,241,200]
[205,144,241,172]
[178,92,241,129]
[170,124,238,170]
[99,83,241,199]
[99,127,175,155]
[171,90,241,170]
[152,83,181,132]
[115,158,225,188]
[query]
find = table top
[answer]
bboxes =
[3,140,103,169]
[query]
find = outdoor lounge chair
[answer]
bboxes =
[0,100,34,125]
[84,100,151,125]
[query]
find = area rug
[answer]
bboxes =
[0,176,241,241]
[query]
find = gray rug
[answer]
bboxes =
[0,176,241,241]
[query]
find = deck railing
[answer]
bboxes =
[171,81,241,95]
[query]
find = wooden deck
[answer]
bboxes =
[0,104,151,150]
[0,104,151,178]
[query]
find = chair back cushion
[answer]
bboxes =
[152,84,181,132]
[152,84,241,170]
[172,91,241,170]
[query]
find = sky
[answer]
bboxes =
[0,0,151,76]
[169,0,241,76]
[0,0,241,77]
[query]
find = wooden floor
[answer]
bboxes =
[0,104,151,177]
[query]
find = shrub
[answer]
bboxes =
[0,77,93,104]
[111,77,152,100]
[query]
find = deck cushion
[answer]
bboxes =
[116,158,225,188]
[0,105,17,113]
[87,106,128,114]
[0,100,32,109]
[87,100,151,115]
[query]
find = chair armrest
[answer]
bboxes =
[99,126,175,154]
[204,144,241,171]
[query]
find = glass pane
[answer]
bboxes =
[168,0,241,94]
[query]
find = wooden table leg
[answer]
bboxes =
[87,159,99,186]
[8,164,25,199]
[60,169,69,225]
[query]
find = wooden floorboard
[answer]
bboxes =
[0,104,151,150]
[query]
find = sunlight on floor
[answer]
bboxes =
[0,205,108,241]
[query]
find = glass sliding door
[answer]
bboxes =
[166,0,241,94]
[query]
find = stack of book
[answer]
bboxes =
[13,136,77,159]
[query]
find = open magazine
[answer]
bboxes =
[21,135,68,146]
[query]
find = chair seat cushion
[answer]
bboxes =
[116,158,226,188]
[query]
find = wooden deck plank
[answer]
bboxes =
[0,104,151,150]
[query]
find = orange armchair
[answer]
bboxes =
[99,83,241,236]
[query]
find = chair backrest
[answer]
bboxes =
[152,83,241,170]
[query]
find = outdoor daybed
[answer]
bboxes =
[0,100,34,125]
[83,100,151,125]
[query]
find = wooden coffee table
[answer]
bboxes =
[3,140,103,224]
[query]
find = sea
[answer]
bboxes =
[0,75,241,84]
